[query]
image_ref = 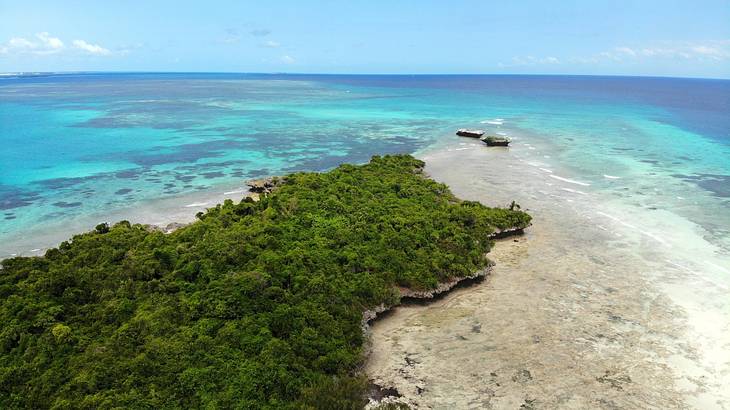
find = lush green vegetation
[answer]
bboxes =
[0,155,530,409]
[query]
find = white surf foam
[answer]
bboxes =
[596,211,669,246]
[549,174,591,186]
[561,187,587,195]
[603,174,621,179]
[185,202,209,208]
[480,118,504,125]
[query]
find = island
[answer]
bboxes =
[456,129,485,138]
[0,154,530,409]
[482,136,511,147]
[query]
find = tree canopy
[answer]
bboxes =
[0,154,530,409]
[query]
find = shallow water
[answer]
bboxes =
[1,74,728,261]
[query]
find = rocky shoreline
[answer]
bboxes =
[142,177,284,235]
[362,144,724,409]
[361,225,527,333]
[361,230,524,409]
[139,172,526,408]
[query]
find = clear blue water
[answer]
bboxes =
[1,73,729,258]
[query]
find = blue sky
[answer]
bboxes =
[1,0,729,78]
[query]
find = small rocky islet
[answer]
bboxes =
[456,128,511,147]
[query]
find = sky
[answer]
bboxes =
[1,0,729,78]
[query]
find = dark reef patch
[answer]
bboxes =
[52,201,83,208]
[0,186,41,210]
[125,140,250,166]
[674,173,730,198]
[35,175,102,190]
[115,169,144,179]
[246,169,270,178]
[175,175,196,183]
[201,171,225,179]
[115,188,133,195]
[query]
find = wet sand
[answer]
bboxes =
[365,142,730,409]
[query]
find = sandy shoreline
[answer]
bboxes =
[0,180,256,258]
[365,142,730,409]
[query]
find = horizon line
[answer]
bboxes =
[2,71,729,81]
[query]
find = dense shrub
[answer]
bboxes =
[0,155,530,409]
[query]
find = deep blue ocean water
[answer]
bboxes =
[1,73,729,258]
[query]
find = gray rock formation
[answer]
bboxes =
[481,136,511,146]
[456,129,486,138]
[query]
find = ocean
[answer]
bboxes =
[2,72,730,406]
[1,73,729,265]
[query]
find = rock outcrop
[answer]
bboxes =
[361,228,529,408]
[481,136,511,146]
[143,221,189,234]
[488,226,526,239]
[361,263,494,336]
[456,129,486,138]
[246,177,281,194]
[398,265,493,299]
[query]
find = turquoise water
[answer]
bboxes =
[1,73,729,259]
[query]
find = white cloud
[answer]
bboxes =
[8,37,35,49]
[591,41,730,63]
[36,32,64,50]
[509,55,561,66]
[690,44,729,60]
[72,39,111,55]
[262,40,280,48]
[1,32,64,55]
[0,32,115,58]
[505,40,730,68]
[280,55,295,64]
[614,47,636,57]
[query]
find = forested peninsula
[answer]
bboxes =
[0,155,531,409]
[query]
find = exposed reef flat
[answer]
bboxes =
[366,142,729,409]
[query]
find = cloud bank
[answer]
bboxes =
[505,40,730,67]
[1,32,64,55]
[72,40,111,55]
[0,32,112,57]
